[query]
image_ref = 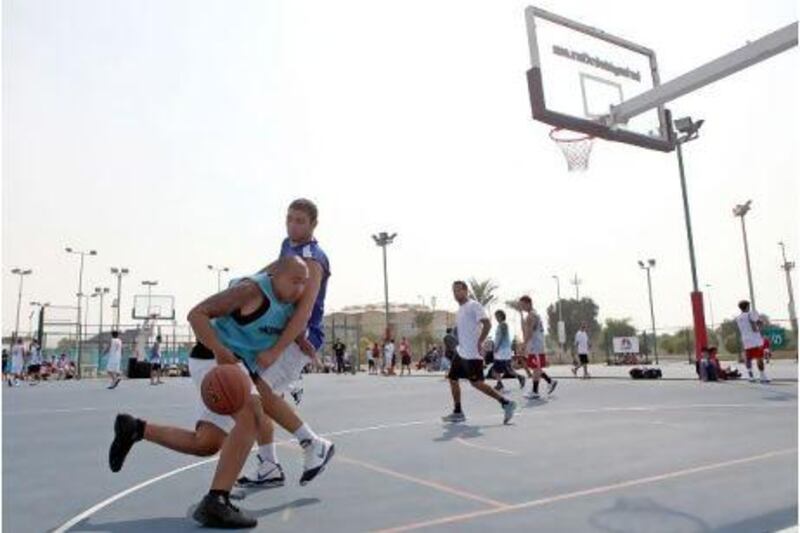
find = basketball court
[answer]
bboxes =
[2,370,797,532]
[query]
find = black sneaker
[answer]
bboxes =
[518,375,526,389]
[109,414,144,472]
[192,493,257,529]
[547,380,558,395]
[494,381,504,391]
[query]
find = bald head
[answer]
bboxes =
[272,256,309,303]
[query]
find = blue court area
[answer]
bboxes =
[2,369,797,532]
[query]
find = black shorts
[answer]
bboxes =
[150,362,162,370]
[447,356,484,382]
[28,364,41,374]
[368,359,375,368]
[401,355,411,366]
[578,353,589,365]
[489,360,515,377]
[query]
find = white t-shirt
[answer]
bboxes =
[575,330,590,354]
[109,338,123,358]
[735,311,763,350]
[384,343,395,358]
[456,299,488,360]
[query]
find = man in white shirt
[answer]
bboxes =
[441,281,516,425]
[383,339,396,376]
[735,300,769,383]
[8,338,26,386]
[572,323,591,379]
[107,330,123,389]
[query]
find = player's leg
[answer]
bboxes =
[467,364,516,425]
[253,377,334,486]
[236,399,285,488]
[192,397,259,529]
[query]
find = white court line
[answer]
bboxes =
[374,448,797,532]
[51,402,796,532]
[454,437,517,456]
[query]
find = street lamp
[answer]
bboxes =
[10,268,33,345]
[372,232,398,340]
[638,259,658,364]
[552,275,565,351]
[671,113,708,361]
[733,200,756,310]
[29,301,50,345]
[66,247,97,378]
[207,265,230,292]
[141,280,159,319]
[570,273,582,300]
[110,267,130,330]
[93,287,110,336]
[779,241,797,356]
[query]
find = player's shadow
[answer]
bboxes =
[588,496,710,533]
[251,497,321,518]
[71,516,199,532]
[434,423,484,442]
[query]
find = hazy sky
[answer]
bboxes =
[2,0,798,337]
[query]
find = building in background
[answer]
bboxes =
[323,303,456,360]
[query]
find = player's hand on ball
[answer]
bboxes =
[214,347,238,365]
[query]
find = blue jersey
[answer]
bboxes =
[279,238,330,350]
[212,273,295,373]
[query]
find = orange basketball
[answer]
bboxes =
[201,364,250,415]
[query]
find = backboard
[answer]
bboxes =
[132,294,176,321]
[525,6,674,152]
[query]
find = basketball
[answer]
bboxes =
[200,364,250,415]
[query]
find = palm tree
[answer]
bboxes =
[468,278,498,308]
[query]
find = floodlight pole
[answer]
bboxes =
[671,114,708,364]
[111,267,129,329]
[372,232,397,340]
[779,242,798,358]
[11,268,33,346]
[66,247,97,379]
[733,201,756,310]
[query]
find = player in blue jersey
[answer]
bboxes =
[237,198,334,488]
[108,256,334,528]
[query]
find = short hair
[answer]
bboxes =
[289,198,318,223]
[156,335,162,342]
[738,300,750,312]
[495,309,506,321]
[452,280,468,290]
[111,330,119,338]
[519,295,532,304]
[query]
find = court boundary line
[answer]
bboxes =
[372,448,796,532]
[338,456,510,508]
[51,402,795,532]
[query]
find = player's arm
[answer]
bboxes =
[257,260,323,369]
[187,282,261,365]
[521,315,532,349]
[477,318,491,353]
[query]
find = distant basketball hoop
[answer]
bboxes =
[550,128,594,172]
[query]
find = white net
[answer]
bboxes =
[550,128,594,172]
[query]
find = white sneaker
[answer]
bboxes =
[523,392,540,400]
[236,456,286,488]
[300,438,335,486]
[748,376,757,383]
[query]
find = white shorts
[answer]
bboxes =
[106,353,121,373]
[190,343,311,434]
[11,357,24,375]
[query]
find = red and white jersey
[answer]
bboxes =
[735,311,763,350]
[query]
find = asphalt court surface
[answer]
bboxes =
[2,370,797,532]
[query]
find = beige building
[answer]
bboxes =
[322,303,456,358]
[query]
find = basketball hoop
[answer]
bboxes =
[550,128,594,172]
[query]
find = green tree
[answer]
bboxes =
[545,298,600,350]
[412,310,436,356]
[600,318,637,356]
[468,278,498,308]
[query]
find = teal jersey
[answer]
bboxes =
[211,273,294,373]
